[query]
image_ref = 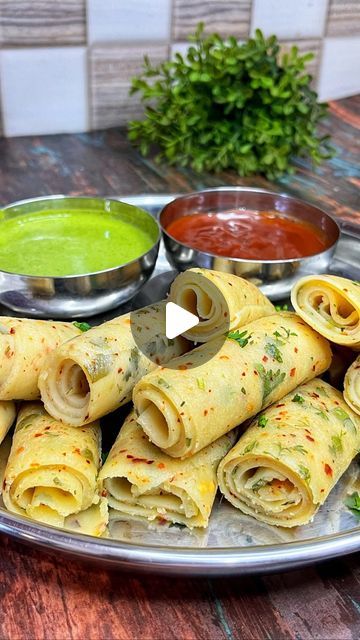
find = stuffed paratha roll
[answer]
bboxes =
[344,356,360,416]
[39,302,187,426]
[291,275,360,349]
[169,268,274,342]
[0,317,81,400]
[134,312,331,458]
[2,403,106,535]
[217,379,360,527]
[0,401,16,445]
[100,411,236,528]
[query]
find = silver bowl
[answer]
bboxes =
[159,187,340,300]
[0,195,160,318]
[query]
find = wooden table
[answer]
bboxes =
[0,96,359,640]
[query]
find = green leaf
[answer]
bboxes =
[255,364,286,401]
[292,394,305,404]
[298,464,311,484]
[345,492,360,519]
[73,321,91,332]
[227,330,252,348]
[258,415,268,428]
[265,340,283,363]
[197,378,206,390]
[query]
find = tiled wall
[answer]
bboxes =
[0,0,359,137]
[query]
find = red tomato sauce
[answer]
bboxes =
[166,210,327,260]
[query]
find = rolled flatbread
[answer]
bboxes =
[217,378,360,527]
[133,312,332,458]
[0,401,16,446]
[0,317,81,400]
[2,403,107,535]
[169,268,274,341]
[39,302,187,426]
[291,275,360,349]
[100,411,236,528]
[344,356,360,416]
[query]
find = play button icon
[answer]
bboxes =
[165,302,199,340]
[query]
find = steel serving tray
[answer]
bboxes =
[0,193,359,576]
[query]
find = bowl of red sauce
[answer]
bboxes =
[159,187,340,299]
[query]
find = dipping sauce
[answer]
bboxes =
[0,210,155,276]
[166,210,327,260]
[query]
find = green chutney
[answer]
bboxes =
[0,209,155,277]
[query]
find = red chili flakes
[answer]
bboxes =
[241,372,246,377]
[157,462,165,469]
[128,455,154,464]
[16,446,24,454]
[290,368,296,377]
[309,392,320,399]
[262,355,268,363]
[254,370,258,376]
[312,364,316,372]
[178,365,188,370]
[74,448,81,455]
[117,368,123,374]
[155,357,160,365]
[126,454,134,459]
[9,327,16,334]
[101,489,108,497]
[220,356,229,361]
[324,463,333,476]
[86,460,91,465]
[119,449,127,453]
[306,435,315,442]
[34,433,44,438]
[224,312,228,317]
[294,347,298,353]
[204,409,208,416]
[334,400,340,405]
[157,517,168,525]
[276,403,285,408]
[275,417,282,421]
[320,489,325,493]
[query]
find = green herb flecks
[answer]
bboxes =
[241,387,246,395]
[329,430,346,457]
[315,410,329,421]
[258,415,268,428]
[275,304,289,312]
[157,377,171,389]
[273,326,297,345]
[255,364,286,402]
[251,478,268,491]
[292,394,305,404]
[243,440,258,454]
[186,437,192,447]
[292,444,308,455]
[53,477,62,486]
[345,492,360,520]
[82,447,95,463]
[197,378,206,390]
[73,321,91,332]
[332,407,357,434]
[227,329,252,348]
[265,340,283,363]
[298,464,311,484]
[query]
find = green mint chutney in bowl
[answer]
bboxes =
[0,196,160,318]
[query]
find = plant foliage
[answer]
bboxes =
[128,24,333,178]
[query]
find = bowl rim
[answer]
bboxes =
[159,186,340,265]
[1,194,161,280]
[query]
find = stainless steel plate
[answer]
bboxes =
[0,193,359,576]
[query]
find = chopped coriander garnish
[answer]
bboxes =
[292,444,307,455]
[265,341,283,363]
[255,364,286,401]
[345,492,360,519]
[292,394,305,404]
[227,329,252,348]
[73,321,91,332]
[332,407,357,434]
[298,464,311,483]
[316,410,329,421]
[186,437,192,447]
[329,431,346,456]
[241,387,246,395]
[53,477,62,486]
[251,478,268,491]
[258,415,268,428]
[243,440,258,454]
[197,378,206,390]
[157,377,170,388]
[275,304,289,312]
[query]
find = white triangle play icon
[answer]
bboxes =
[165,302,199,340]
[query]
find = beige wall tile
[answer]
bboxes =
[0,0,86,46]
[173,0,251,40]
[89,43,168,129]
[279,40,321,85]
[326,0,360,36]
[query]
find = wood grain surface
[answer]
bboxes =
[0,95,359,640]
